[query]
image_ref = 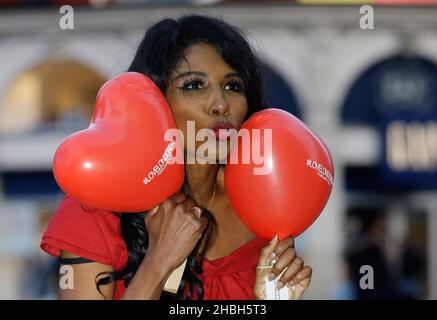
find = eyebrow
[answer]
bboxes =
[173,71,242,81]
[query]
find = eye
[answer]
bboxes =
[178,77,205,91]
[225,80,245,93]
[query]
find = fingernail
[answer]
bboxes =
[268,252,276,260]
[270,234,278,245]
[268,272,276,281]
[276,281,285,289]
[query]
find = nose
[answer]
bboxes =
[208,88,230,117]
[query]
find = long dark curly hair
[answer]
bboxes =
[96,14,265,300]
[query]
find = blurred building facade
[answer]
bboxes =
[0,4,436,299]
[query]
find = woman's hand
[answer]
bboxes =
[255,235,312,300]
[144,192,208,272]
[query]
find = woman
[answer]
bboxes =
[41,14,312,300]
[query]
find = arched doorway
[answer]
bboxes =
[0,61,106,197]
[0,60,106,135]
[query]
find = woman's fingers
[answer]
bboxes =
[255,235,312,299]
[289,267,312,300]
[258,235,279,267]
[189,206,203,219]
[269,247,297,285]
[282,264,311,288]
[148,205,160,216]
[169,192,186,203]
[198,216,208,232]
[266,236,295,281]
[180,198,197,211]
[145,193,206,223]
[270,247,296,275]
[269,236,294,261]
[145,205,161,224]
[291,276,311,300]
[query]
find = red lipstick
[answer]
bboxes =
[208,122,235,141]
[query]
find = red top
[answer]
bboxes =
[41,195,268,300]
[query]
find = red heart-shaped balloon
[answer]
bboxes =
[53,72,184,212]
[225,109,334,240]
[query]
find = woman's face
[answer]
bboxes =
[165,42,248,163]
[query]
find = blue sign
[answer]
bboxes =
[342,56,437,124]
